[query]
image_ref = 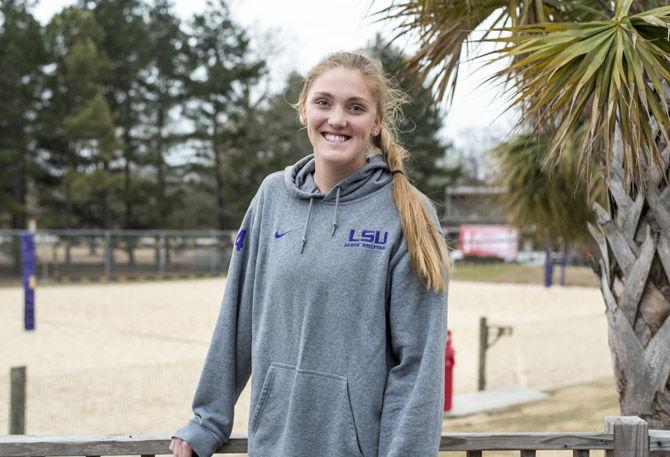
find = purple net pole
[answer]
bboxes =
[544,248,553,288]
[20,233,36,331]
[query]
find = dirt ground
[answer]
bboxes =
[0,278,616,446]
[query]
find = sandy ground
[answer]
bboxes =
[0,278,613,437]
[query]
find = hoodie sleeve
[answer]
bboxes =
[173,193,261,457]
[378,242,449,457]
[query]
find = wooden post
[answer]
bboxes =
[478,316,488,391]
[604,416,649,457]
[10,366,26,435]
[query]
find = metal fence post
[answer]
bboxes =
[163,234,170,273]
[159,233,166,275]
[10,366,26,434]
[604,416,649,457]
[104,231,112,280]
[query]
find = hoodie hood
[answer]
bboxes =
[284,153,392,202]
[283,153,393,252]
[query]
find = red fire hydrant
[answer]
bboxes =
[444,330,455,412]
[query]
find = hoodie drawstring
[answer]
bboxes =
[300,197,314,253]
[331,186,341,236]
[300,186,341,253]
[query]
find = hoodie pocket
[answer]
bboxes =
[250,362,364,457]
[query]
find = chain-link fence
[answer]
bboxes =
[0,228,596,285]
[0,230,236,283]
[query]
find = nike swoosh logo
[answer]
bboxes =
[275,230,294,239]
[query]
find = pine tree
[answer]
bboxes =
[184,0,266,229]
[142,0,193,228]
[0,0,46,230]
[39,6,117,229]
[86,0,150,230]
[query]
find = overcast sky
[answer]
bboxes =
[33,0,517,148]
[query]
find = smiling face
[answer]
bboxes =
[301,67,381,173]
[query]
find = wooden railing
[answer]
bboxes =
[1,417,669,456]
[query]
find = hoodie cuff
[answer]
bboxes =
[173,420,223,457]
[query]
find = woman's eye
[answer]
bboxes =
[351,104,365,112]
[315,99,329,106]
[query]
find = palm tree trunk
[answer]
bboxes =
[589,131,670,433]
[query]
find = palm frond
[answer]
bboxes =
[489,4,670,188]
[369,0,612,109]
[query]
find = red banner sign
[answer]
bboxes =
[459,225,518,261]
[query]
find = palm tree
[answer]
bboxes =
[491,129,604,244]
[492,130,605,286]
[372,1,670,429]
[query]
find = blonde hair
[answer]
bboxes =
[294,50,450,293]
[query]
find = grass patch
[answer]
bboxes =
[441,377,619,456]
[451,263,599,287]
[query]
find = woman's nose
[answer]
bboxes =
[328,106,347,128]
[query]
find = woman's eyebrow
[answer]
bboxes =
[312,91,370,104]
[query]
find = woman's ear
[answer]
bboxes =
[299,112,306,126]
[372,118,381,136]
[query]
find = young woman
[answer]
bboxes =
[170,51,449,457]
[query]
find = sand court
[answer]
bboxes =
[0,278,612,436]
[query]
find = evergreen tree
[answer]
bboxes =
[0,0,46,229]
[85,0,150,230]
[38,6,117,229]
[184,0,265,229]
[142,0,193,228]
[61,10,117,228]
[81,0,152,264]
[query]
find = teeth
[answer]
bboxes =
[323,133,349,143]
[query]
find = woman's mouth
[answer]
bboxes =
[322,132,351,144]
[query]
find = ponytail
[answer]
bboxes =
[374,126,450,293]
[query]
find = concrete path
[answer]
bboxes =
[445,385,549,418]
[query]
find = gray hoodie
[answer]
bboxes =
[174,153,449,457]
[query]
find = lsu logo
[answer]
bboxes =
[345,229,388,251]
